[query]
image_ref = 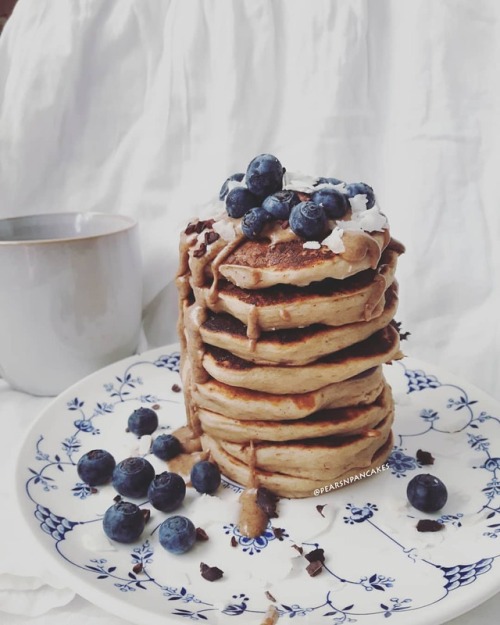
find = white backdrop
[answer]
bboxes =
[0,0,499,399]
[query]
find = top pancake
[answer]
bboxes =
[218,230,391,288]
[181,214,402,289]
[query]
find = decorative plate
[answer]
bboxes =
[16,346,500,625]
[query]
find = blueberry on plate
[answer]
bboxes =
[345,182,376,209]
[77,449,116,486]
[127,407,158,437]
[315,176,344,186]
[289,202,328,241]
[152,434,182,461]
[225,187,259,218]
[262,190,300,220]
[190,460,221,495]
[219,172,245,200]
[311,188,349,219]
[112,457,155,498]
[241,206,272,240]
[103,501,146,543]
[407,473,448,513]
[245,154,284,198]
[159,515,197,554]
[148,471,186,512]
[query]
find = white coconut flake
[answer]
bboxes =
[282,170,318,193]
[313,182,347,193]
[338,206,387,233]
[321,227,345,253]
[349,194,369,213]
[138,434,152,455]
[303,240,321,250]
[213,217,237,242]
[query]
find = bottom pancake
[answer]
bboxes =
[202,431,394,499]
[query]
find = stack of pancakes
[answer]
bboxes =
[176,212,404,498]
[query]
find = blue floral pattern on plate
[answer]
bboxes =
[15,348,500,625]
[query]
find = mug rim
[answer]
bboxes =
[0,212,137,245]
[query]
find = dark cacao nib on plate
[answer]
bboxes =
[416,449,435,465]
[256,487,279,518]
[417,519,444,532]
[200,562,224,581]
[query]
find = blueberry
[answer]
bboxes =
[112,457,155,498]
[245,154,284,198]
[152,434,182,461]
[315,176,344,186]
[159,515,196,554]
[219,172,245,200]
[311,188,349,219]
[407,473,448,513]
[77,449,116,486]
[225,187,259,218]
[241,206,272,240]
[148,471,186,512]
[127,407,158,437]
[262,190,300,220]
[345,182,376,209]
[103,501,146,543]
[190,460,221,494]
[289,202,328,240]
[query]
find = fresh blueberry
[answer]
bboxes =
[77,449,116,486]
[225,187,259,218]
[245,154,284,198]
[152,434,182,461]
[190,460,221,494]
[159,515,196,554]
[103,501,146,543]
[112,457,155,498]
[241,206,272,240]
[148,471,186,512]
[345,182,376,209]
[262,190,300,220]
[289,201,328,240]
[219,172,245,200]
[311,188,349,219]
[315,176,344,186]
[127,407,158,437]
[407,473,448,513]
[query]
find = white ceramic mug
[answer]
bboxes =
[0,212,143,396]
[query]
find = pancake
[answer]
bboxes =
[191,247,399,332]
[199,284,399,365]
[217,230,392,289]
[216,410,394,478]
[202,325,402,394]
[188,365,385,421]
[201,431,394,499]
[198,382,393,443]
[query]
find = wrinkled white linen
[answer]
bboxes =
[1,0,499,397]
[1,0,500,623]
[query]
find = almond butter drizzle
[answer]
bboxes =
[247,305,261,341]
[168,450,208,478]
[238,441,269,538]
[207,234,246,306]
